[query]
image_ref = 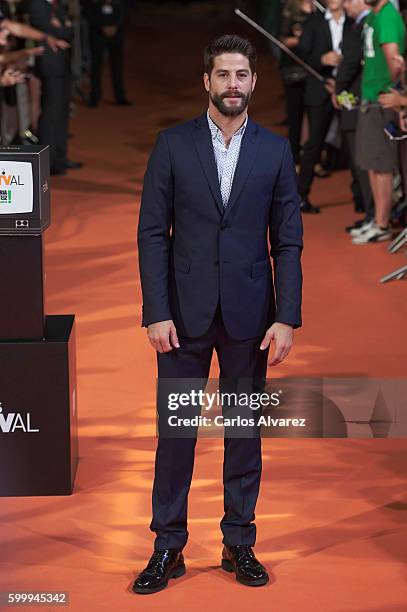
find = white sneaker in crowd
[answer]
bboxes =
[349,218,374,237]
[352,222,392,244]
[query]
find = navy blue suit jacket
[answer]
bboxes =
[137,113,303,340]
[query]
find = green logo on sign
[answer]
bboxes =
[0,189,11,205]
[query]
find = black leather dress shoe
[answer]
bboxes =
[115,98,133,106]
[300,197,320,214]
[132,548,186,594]
[221,545,269,586]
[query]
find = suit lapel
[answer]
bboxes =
[323,18,333,50]
[344,17,352,36]
[191,114,224,215]
[223,118,260,221]
[191,113,261,219]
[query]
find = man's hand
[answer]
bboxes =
[46,35,70,52]
[394,54,406,71]
[147,320,180,353]
[281,35,300,48]
[0,68,26,86]
[324,77,336,95]
[321,51,342,67]
[399,110,407,132]
[50,17,62,28]
[379,88,404,111]
[331,93,341,110]
[260,322,294,366]
[103,25,118,37]
[0,25,10,46]
[26,46,45,57]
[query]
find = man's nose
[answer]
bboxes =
[227,75,239,88]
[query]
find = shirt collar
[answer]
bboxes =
[325,9,345,25]
[207,110,248,141]
[355,9,370,24]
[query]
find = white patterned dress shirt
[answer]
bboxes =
[325,9,346,77]
[207,110,248,207]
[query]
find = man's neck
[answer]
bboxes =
[208,102,247,145]
[373,0,388,14]
[330,8,344,22]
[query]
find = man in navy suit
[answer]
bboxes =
[134,34,303,594]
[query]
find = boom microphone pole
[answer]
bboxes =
[234,8,325,83]
[312,0,326,12]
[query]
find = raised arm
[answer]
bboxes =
[4,18,71,51]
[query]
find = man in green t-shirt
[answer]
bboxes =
[354,0,406,244]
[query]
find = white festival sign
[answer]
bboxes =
[0,161,33,214]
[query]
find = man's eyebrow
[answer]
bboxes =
[215,68,250,73]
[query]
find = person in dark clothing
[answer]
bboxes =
[134,34,302,596]
[1,1,69,52]
[28,0,82,175]
[297,0,352,213]
[280,0,315,166]
[82,0,131,106]
[334,0,374,230]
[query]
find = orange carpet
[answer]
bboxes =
[1,2,406,611]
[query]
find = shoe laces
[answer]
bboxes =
[146,549,171,575]
[230,545,256,565]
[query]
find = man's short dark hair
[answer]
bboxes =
[204,34,257,76]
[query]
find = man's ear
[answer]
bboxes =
[252,72,257,91]
[203,72,210,92]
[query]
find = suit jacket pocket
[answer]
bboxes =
[251,258,270,278]
[172,253,190,273]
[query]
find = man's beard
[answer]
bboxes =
[210,90,251,117]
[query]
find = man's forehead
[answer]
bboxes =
[212,53,251,71]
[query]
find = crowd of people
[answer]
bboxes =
[0,0,406,246]
[276,0,407,245]
[0,0,131,175]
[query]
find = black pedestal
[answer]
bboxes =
[0,315,78,496]
[0,235,45,340]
